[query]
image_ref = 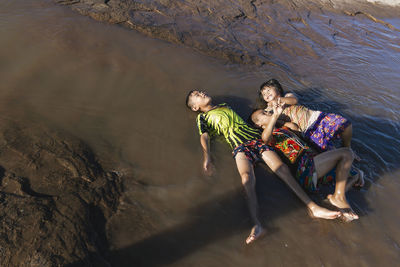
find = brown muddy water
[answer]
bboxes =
[1,0,400,266]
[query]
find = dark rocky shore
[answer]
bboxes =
[56,0,399,68]
[0,116,122,266]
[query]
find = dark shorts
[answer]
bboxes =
[304,112,351,151]
[232,139,274,164]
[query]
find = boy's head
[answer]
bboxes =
[250,109,273,129]
[259,79,284,103]
[186,90,212,112]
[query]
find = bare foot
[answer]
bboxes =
[308,206,341,220]
[352,149,361,162]
[346,168,365,191]
[327,194,359,222]
[353,169,365,188]
[245,225,266,245]
[339,208,359,222]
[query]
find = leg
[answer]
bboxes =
[260,150,340,219]
[340,123,360,161]
[234,152,265,244]
[350,167,365,189]
[313,148,358,221]
[340,124,352,148]
[345,168,364,191]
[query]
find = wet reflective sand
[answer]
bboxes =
[1,0,399,266]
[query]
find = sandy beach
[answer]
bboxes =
[0,0,399,265]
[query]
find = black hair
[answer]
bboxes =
[185,90,196,110]
[247,109,263,130]
[258,79,284,106]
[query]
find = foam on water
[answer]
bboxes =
[323,0,400,6]
[365,0,400,5]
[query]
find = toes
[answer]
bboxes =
[245,226,265,245]
[351,150,361,162]
[352,169,365,188]
[331,211,341,219]
[340,209,359,222]
[354,181,364,187]
[246,235,256,244]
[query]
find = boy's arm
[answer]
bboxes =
[261,113,280,143]
[261,101,285,143]
[200,132,213,176]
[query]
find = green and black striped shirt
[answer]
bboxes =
[196,103,261,150]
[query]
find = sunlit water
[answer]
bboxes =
[0,0,399,266]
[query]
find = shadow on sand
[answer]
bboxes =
[69,166,317,267]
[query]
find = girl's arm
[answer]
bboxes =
[279,92,298,106]
[282,121,299,131]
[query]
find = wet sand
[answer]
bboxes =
[1,0,400,266]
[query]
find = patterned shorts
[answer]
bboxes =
[304,112,351,152]
[232,139,274,164]
[296,152,356,192]
[296,151,318,192]
[296,151,337,192]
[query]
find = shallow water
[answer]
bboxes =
[1,0,400,266]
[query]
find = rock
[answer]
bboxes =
[0,118,122,266]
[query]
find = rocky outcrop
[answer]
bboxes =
[0,120,121,266]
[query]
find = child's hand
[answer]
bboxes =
[203,158,215,176]
[269,98,278,107]
[272,98,284,116]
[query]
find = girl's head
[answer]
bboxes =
[258,79,284,104]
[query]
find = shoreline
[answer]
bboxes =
[55,0,400,68]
